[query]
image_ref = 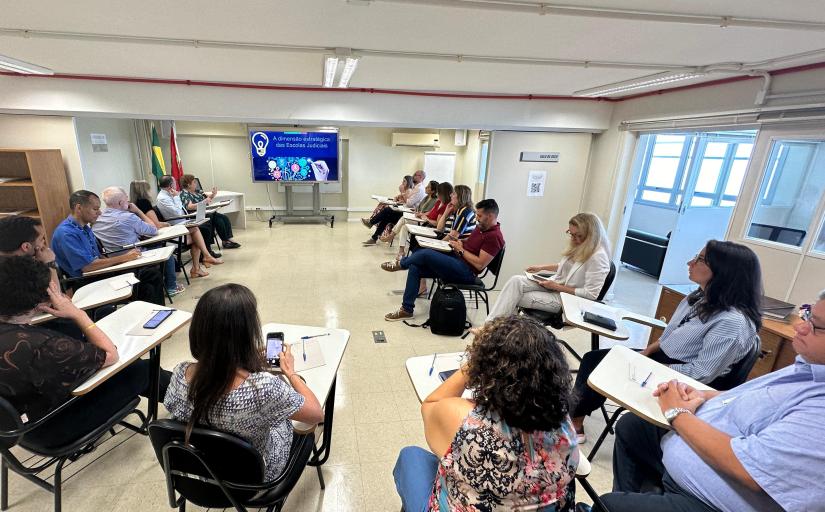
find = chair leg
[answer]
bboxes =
[587,407,624,462]
[178,499,186,512]
[1,458,8,511]
[54,459,66,512]
[482,291,489,316]
[577,475,610,512]
[313,446,326,490]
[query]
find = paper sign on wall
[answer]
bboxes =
[90,133,107,145]
[527,171,547,197]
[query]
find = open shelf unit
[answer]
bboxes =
[0,150,70,242]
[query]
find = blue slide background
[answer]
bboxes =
[250,131,339,182]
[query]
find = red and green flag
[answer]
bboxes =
[151,126,166,181]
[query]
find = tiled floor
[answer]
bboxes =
[7,220,662,511]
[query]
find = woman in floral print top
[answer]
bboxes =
[394,315,579,511]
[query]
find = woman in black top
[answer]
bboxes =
[0,256,168,446]
[179,174,240,249]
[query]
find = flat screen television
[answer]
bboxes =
[249,129,340,182]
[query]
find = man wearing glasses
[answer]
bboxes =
[597,290,825,512]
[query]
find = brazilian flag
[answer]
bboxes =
[151,126,166,180]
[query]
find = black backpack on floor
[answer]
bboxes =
[406,284,470,336]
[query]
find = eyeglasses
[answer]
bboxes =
[800,310,825,336]
[690,254,707,265]
[566,229,585,241]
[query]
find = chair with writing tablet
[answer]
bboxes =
[148,419,323,512]
[586,343,761,463]
[0,395,145,512]
[521,261,617,366]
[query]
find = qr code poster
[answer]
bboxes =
[526,170,547,197]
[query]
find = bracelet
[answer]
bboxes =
[82,322,97,332]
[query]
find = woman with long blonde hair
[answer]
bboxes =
[482,212,611,322]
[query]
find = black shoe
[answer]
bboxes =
[575,504,593,512]
[223,241,241,249]
[209,251,222,259]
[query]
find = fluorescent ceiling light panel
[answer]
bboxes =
[323,56,339,87]
[574,71,705,97]
[0,54,54,75]
[337,57,359,88]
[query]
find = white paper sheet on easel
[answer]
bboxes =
[290,339,326,371]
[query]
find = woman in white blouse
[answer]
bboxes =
[482,212,611,323]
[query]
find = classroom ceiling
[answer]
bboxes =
[2,0,825,98]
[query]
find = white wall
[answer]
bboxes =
[74,117,142,195]
[172,122,475,218]
[0,114,83,190]
[627,203,678,237]
[486,131,593,283]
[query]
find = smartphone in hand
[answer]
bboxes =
[266,332,285,367]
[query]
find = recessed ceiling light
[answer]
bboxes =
[574,71,705,97]
[338,57,359,88]
[0,54,54,75]
[323,56,339,87]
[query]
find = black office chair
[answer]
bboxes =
[0,396,144,512]
[148,419,322,512]
[586,342,761,462]
[433,246,506,316]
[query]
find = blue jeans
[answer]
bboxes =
[399,249,477,312]
[164,255,178,291]
[394,446,439,512]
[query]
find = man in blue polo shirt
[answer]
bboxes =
[595,291,825,512]
[51,190,165,305]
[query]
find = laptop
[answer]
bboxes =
[185,201,207,227]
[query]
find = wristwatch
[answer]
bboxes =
[45,260,58,270]
[664,407,692,425]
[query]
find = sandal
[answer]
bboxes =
[190,269,209,278]
[205,257,224,265]
[380,261,403,272]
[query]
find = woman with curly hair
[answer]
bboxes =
[393,315,579,511]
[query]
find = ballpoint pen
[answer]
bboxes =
[640,371,653,388]
[428,353,438,376]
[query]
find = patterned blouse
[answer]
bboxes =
[0,323,105,421]
[429,407,578,511]
[179,189,207,211]
[164,362,305,480]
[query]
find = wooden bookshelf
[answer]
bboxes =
[0,150,71,242]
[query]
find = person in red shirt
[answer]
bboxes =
[381,199,504,322]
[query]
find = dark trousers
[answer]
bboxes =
[208,212,233,241]
[399,249,476,313]
[197,224,216,248]
[135,266,166,306]
[598,414,720,512]
[572,349,683,418]
[22,360,172,450]
[370,208,403,240]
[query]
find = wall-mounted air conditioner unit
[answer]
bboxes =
[391,132,440,148]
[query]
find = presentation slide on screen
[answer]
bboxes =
[250,130,339,182]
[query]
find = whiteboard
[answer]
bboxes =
[424,152,456,184]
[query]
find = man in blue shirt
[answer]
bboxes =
[94,186,184,297]
[596,291,825,512]
[51,190,165,305]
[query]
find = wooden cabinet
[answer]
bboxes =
[0,150,71,242]
[649,285,797,380]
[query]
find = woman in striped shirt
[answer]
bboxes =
[570,240,762,444]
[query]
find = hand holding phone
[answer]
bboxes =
[266,332,285,367]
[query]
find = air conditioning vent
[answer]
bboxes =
[391,133,440,148]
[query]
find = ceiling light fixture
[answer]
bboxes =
[0,54,54,75]
[322,56,339,87]
[337,57,359,88]
[573,71,705,97]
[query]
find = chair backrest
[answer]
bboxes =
[148,419,265,509]
[707,338,761,391]
[153,205,167,222]
[0,397,24,450]
[595,261,617,302]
